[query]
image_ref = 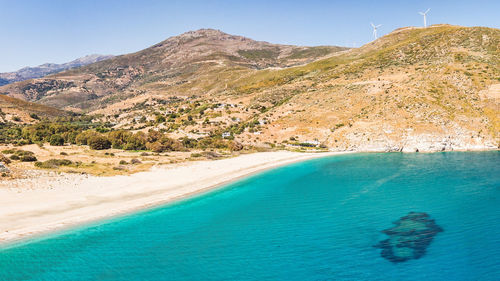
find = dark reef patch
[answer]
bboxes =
[374,212,443,263]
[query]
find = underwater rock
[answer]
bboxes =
[374,212,443,263]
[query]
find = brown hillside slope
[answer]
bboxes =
[0,95,68,122]
[224,25,499,151]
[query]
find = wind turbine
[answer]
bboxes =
[419,8,430,27]
[371,23,382,40]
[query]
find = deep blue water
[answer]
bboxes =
[0,152,499,280]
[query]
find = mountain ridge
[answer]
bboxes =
[0,54,114,86]
[0,29,348,110]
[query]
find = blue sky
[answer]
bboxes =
[1,0,499,72]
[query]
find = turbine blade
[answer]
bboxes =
[426,8,430,13]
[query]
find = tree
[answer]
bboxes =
[108,130,130,149]
[49,134,65,146]
[88,135,111,150]
[124,133,146,150]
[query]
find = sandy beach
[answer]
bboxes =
[0,151,347,245]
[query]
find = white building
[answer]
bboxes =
[303,140,321,146]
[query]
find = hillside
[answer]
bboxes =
[0,94,68,123]
[0,29,347,111]
[0,25,498,152]
[0,54,113,86]
[221,25,499,151]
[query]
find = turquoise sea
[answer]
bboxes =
[0,152,499,280]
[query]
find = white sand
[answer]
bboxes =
[0,151,347,245]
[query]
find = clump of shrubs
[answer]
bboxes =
[0,118,245,153]
[113,166,126,171]
[21,155,37,162]
[4,149,37,162]
[108,130,146,150]
[35,159,73,169]
[130,158,141,164]
[145,130,183,152]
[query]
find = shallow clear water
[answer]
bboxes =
[1,152,499,280]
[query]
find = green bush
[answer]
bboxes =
[35,159,73,169]
[15,150,34,156]
[88,135,111,150]
[108,130,146,150]
[10,155,20,160]
[49,134,65,146]
[148,137,183,152]
[155,115,166,124]
[123,133,146,150]
[9,150,34,161]
[75,131,99,145]
[20,155,37,162]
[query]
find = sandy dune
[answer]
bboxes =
[0,151,346,245]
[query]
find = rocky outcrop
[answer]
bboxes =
[374,212,443,263]
[0,163,10,173]
[338,126,498,153]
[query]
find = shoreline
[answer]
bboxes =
[0,151,349,246]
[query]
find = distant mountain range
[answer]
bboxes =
[0,54,113,86]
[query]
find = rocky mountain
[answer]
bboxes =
[0,29,347,110]
[0,26,498,152]
[0,54,113,86]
